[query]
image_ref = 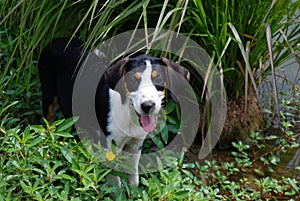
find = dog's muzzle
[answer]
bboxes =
[139,101,157,132]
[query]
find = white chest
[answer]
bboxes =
[107,89,148,140]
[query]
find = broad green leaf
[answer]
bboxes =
[60,147,75,163]
[57,117,78,132]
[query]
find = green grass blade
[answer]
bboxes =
[266,24,281,124]
[228,22,258,96]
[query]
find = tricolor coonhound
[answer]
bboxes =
[38,38,190,186]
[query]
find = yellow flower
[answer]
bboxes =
[105,151,116,161]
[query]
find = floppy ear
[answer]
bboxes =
[161,57,190,103]
[105,57,130,103]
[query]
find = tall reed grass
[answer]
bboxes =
[0,0,299,126]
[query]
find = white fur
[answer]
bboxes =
[107,89,148,140]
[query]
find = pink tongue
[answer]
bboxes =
[140,115,156,132]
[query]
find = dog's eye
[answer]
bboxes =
[125,73,141,92]
[153,76,163,85]
[152,74,165,91]
[151,71,162,84]
[152,73,164,84]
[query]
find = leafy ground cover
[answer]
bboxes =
[0,102,299,200]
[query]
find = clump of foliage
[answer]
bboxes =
[181,1,299,101]
[0,118,116,200]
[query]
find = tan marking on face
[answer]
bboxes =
[123,78,130,94]
[135,72,141,80]
[151,70,158,78]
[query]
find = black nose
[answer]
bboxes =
[141,101,156,114]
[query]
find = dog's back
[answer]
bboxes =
[38,38,87,121]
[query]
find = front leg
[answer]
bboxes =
[105,135,127,187]
[124,139,144,186]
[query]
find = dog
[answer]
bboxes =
[38,38,190,186]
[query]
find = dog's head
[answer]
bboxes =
[105,54,190,132]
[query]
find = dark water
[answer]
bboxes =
[256,59,300,180]
[212,138,300,181]
[276,137,300,180]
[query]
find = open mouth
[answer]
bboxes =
[139,114,156,132]
[129,98,157,132]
